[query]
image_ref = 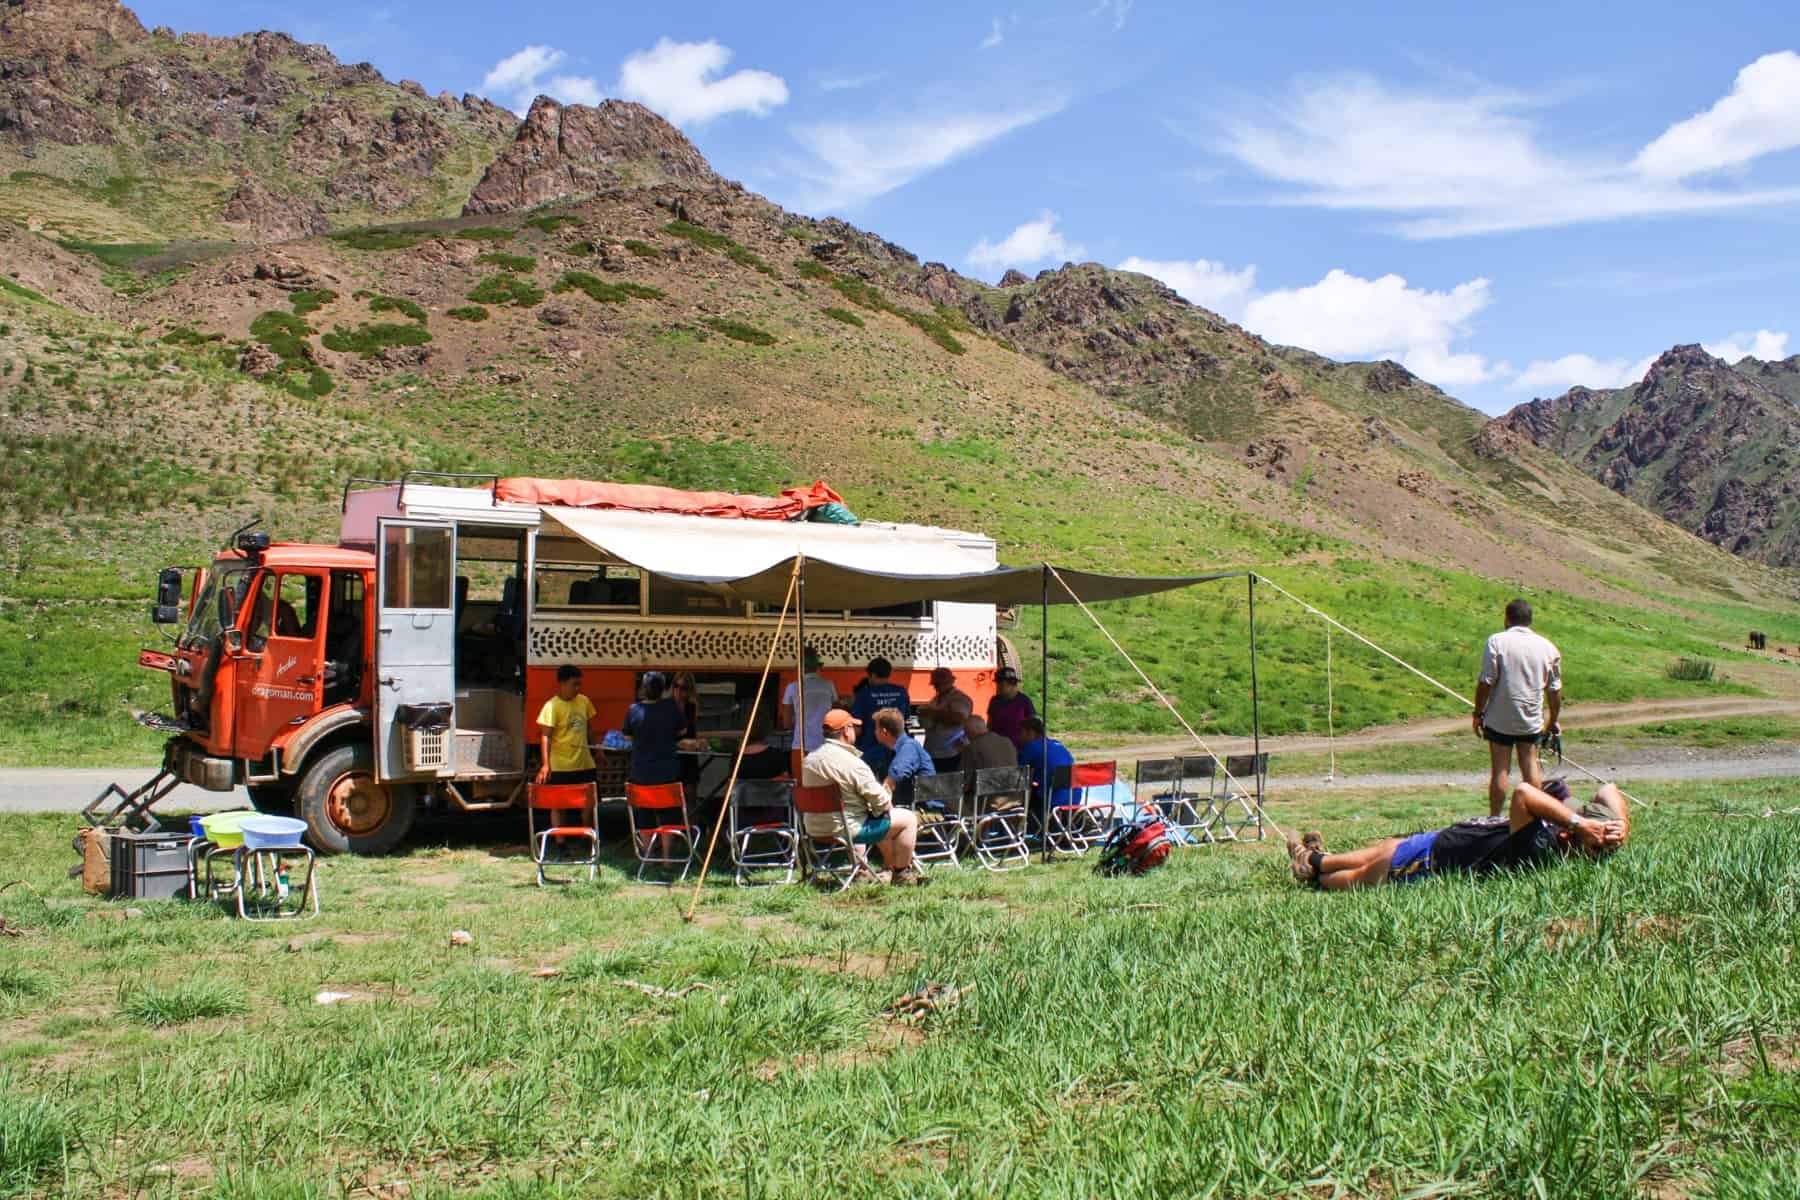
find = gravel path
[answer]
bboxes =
[0,769,241,816]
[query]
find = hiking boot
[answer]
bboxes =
[1287,837,1317,883]
[1301,830,1325,854]
[889,864,926,887]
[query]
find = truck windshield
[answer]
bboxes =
[182,565,252,649]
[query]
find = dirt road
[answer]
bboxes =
[1074,696,1800,762]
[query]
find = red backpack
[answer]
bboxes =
[1095,813,1174,876]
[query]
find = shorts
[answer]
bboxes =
[1387,830,1438,883]
[852,815,892,846]
[1481,725,1541,748]
[547,768,598,785]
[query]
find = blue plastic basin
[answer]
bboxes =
[239,815,308,849]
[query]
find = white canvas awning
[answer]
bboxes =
[539,505,1239,608]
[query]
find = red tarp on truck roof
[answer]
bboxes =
[494,478,844,520]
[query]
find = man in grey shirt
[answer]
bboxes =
[1473,597,1563,817]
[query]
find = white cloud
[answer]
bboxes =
[1511,353,1656,393]
[1089,0,1134,30]
[616,38,788,126]
[1217,63,1800,238]
[818,70,885,93]
[1115,256,1258,319]
[980,17,1004,50]
[1705,328,1791,362]
[969,212,1086,272]
[481,46,603,114]
[1241,269,1503,383]
[1635,51,1800,179]
[790,101,1062,211]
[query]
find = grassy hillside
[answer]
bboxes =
[3,205,1796,767]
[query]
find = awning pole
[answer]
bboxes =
[794,556,808,779]
[1247,572,1263,836]
[1040,564,1050,865]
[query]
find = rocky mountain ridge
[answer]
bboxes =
[1485,346,1800,566]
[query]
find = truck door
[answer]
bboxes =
[232,570,327,759]
[374,519,457,781]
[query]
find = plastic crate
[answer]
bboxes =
[109,829,197,900]
[406,727,449,772]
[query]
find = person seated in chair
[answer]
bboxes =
[1016,717,1074,816]
[801,709,922,886]
[960,715,1018,773]
[872,708,934,807]
[1289,778,1628,891]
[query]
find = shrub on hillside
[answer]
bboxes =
[822,306,864,328]
[330,229,424,251]
[1667,657,1717,682]
[662,220,777,278]
[466,274,543,308]
[704,317,776,346]
[447,305,489,322]
[476,252,537,273]
[289,288,337,316]
[321,322,433,357]
[524,213,582,234]
[365,294,429,323]
[553,272,664,304]
[622,239,662,259]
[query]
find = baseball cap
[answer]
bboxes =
[995,667,1020,683]
[821,708,860,732]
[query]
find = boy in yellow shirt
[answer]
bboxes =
[536,664,599,784]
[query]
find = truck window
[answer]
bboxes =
[276,574,320,639]
[382,525,453,610]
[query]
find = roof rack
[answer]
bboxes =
[398,471,501,510]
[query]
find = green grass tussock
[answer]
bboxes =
[0,1088,75,1197]
[475,252,537,273]
[802,261,967,354]
[320,322,432,357]
[523,213,582,234]
[364,293,429,323]
[328,229,424,252]
[553,271,665,304]
[466,274,543,308]
[662,219,778,277]
[622,239,662,259]
[821,305,864,327]
[703,316,776,346]
[118,979,247,1027]
[0,275,48,304]
[288,288,337,316]
[158,326,221,347]
[446,305,489,322]
[1668,656,1717,681]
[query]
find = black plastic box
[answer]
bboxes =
[109,829,196,900]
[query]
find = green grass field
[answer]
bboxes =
[2,779,1796,1198]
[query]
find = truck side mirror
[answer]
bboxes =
[152,567,184,624]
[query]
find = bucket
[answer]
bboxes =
[240,815,308,850]
[200,810,254,849]
[189,815,207,839]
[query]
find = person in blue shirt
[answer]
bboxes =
[1016,716,1074,817]
[871,707,934,807]
[850,656,912,779]
[623,670,684,786]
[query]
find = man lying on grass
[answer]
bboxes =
[1288,779,1628,890]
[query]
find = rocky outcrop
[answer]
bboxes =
[462,97,718,215]
[220,177,329,242]
[1484,345,1800,565]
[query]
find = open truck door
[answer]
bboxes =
[374,518,457,781]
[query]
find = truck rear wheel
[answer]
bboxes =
[296,742,415,855]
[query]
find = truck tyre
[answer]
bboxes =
[997,634,1022,676]
[247,784,293,814]
[295,742,415,855]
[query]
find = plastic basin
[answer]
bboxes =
[240,815,308,850]
[199,810,255,849]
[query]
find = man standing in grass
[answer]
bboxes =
[1289,778,1628,890]
[1474,598,1562,817]
[535,664,599,785]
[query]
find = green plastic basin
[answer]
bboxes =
[200,810,255,849]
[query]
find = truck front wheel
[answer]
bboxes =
[296,742,416,855]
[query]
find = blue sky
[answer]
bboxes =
[135,0,1800,413]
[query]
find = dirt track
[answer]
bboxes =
[1075,696,1800,761]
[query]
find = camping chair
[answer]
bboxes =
[792,783,880,890]
[1134,758,1204,839]
[1047,761,1119,855]
[527,782,600,885]
[1210,753,1269,842]
[728,779,798,886]
[970,765,1031,870]
[625,782,702,884]
[910,772,969,868]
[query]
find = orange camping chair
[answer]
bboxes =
[1047,760,1119,854]
[792,782,877,890]
[527,782,599,885]
[625,782,702,884]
